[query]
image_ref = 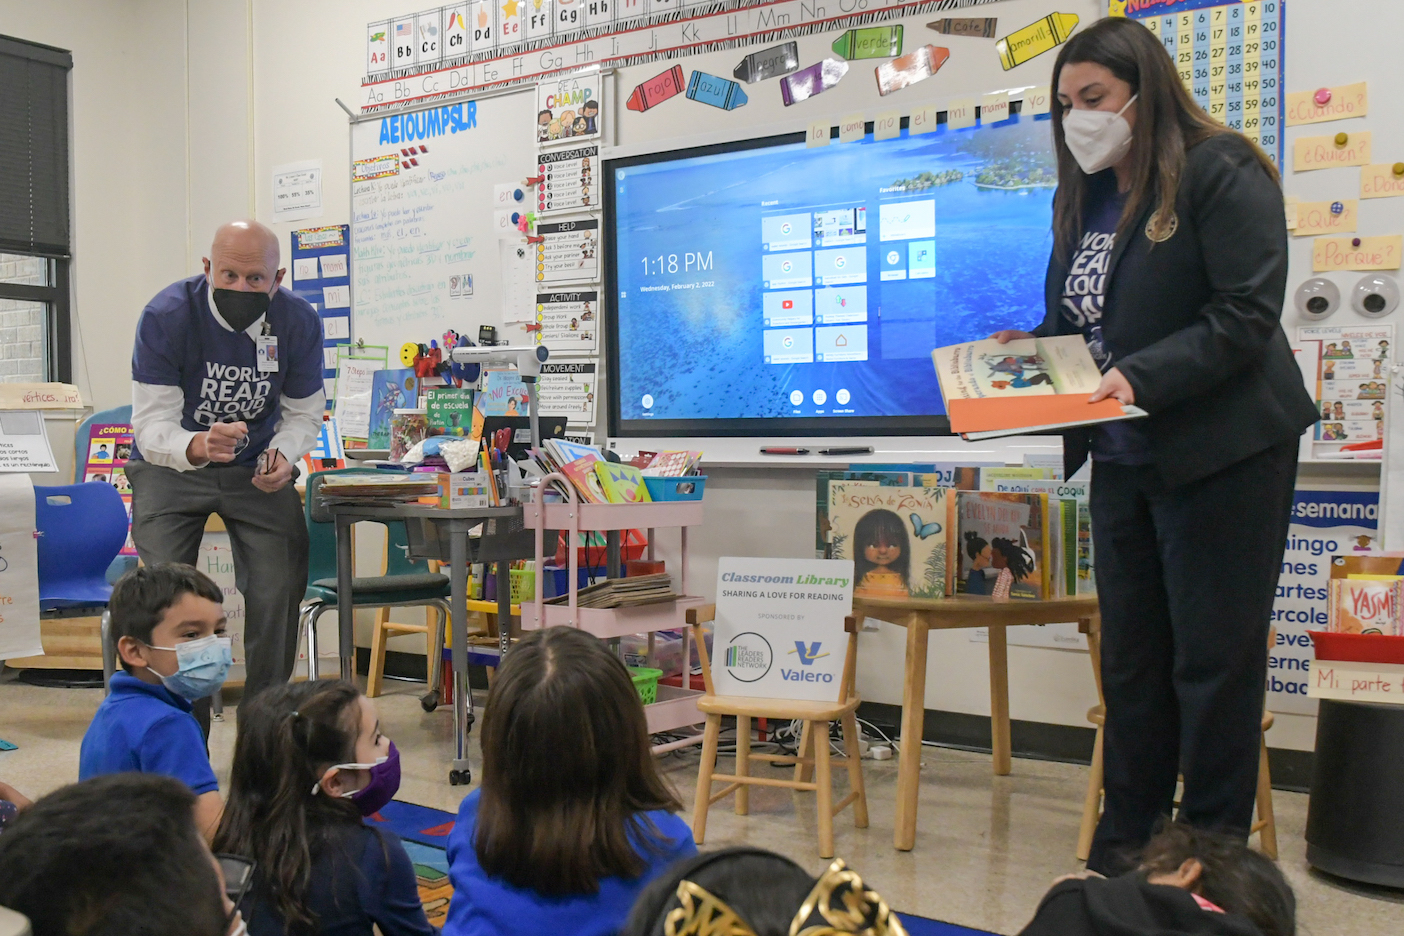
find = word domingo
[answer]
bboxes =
[721,571,850,588]
[377,101,477,145]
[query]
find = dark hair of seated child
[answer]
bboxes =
[1019,822,1295,936]
[0,773,228,936]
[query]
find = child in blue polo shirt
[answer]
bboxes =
[80,563,232,841]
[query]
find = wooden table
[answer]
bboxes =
[852,594,1100,851]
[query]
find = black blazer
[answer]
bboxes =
[1034,133,1319,488]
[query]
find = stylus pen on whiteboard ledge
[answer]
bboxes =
[760,447,810,455]
[818,446,874,456]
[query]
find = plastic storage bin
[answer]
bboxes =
[628,666,663,705]
[642,475,707,501]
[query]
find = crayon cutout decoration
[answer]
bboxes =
[781,58,849,107]
[832,25,903,61]
[733,41,799,84]
[996,12,1080,71]
[876,45,950,97]
[686,70,748,111]
[627,65,685,113]
[928,17,997,39]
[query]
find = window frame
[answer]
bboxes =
[0,256,71,383]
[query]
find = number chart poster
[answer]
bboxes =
[1118,0,1284,168]
[1271,489,1378,715]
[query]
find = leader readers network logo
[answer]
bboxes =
[723,632,773,682]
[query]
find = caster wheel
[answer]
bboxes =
[420,692,440,713]
[466,712,476,728]
[449,769,472,786]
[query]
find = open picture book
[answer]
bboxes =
[932,335,1147,440]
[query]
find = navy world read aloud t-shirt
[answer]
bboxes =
[1059,171,1151,465]
[131,275,323,467]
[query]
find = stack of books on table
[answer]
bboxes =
[526,439,655,506]
[543,572,677,609]
[316,473,441,507]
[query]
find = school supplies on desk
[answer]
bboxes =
[316,474,440,507]
[932,336,1146,440]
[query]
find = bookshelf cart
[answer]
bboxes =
[522,475,708,751]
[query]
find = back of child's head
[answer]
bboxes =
[213,679,364,932]
[622,848,905,936]
[1140,823,1295,936]
[109,563,224,672]
[476,625,680,896]
[0,773,226,936]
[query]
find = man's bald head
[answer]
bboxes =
[203,220,284,294]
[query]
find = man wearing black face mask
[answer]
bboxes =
[126,220,323,709]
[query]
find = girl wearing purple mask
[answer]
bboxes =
[214,680,435,936]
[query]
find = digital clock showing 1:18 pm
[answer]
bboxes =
[640,251,714,276]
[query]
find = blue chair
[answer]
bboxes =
[73,404,138,585]
[299,468,450,692]
[36,482,128,611]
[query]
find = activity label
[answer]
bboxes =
[534,290,598,353]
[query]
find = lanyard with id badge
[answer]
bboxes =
[255,321,279,375]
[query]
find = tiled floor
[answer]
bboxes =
[2,672,1401,935]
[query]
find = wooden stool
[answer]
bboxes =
[1077,625,1278,860]
[687,607,868,859]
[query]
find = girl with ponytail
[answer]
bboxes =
[213,680,436,936]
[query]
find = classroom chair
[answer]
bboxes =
[299,468,451,689]
[1076,626,1278,861]
[36,482,127,611]
[686,606,868,859]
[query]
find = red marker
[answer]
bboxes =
[627,65,685,113]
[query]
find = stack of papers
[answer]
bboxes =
[544,572,678,609]
[316,473,441,507]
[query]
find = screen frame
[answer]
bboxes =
[603,115,1043,439]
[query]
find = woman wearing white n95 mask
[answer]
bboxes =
[991,17,1317,876]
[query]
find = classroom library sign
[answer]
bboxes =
[360,0,1005,110]
[1117,0,1284,167]
[1271,490,1379,716]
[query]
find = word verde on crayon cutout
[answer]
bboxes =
[377,101,478,146]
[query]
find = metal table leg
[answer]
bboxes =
[335,516,355,682]
[449,522,472,785]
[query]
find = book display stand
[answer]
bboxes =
[523,478,708,751]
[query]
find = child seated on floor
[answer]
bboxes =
[443,626,697,936]
[1018,823,1295,936]
[0,773,238,936]
[212,679,437,936]
[623,846,907,936]
[79,563,231,841]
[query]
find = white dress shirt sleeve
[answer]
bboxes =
[131,382,206,472]
[267,389,327,465]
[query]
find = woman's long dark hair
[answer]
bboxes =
[213,680,364,934]
[1050,17,1278,260]
[852,509,911,589]
[475,626,681,895]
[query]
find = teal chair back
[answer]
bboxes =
[303,467,434,602]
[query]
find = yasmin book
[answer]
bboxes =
[594,462,653,504]
[955,492,1048,600]
[1327,578,1404,635]
[828,483,950,601]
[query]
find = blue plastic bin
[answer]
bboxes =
[642,475,707,501]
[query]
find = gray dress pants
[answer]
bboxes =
[126,458,308,699]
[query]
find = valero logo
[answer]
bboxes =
[789,641,829,665]
[724,632,773,683]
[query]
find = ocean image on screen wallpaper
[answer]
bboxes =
[613,115,1056,425]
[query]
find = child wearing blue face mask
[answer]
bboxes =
[214,679,435,936]
[79,563,231,841]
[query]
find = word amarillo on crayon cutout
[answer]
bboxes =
[1360,164,1404,200]
[1292,200,1357,237]
[1294,131,1372,171]
[996,12,1079,71]
[1285,82,1367,127]
[1312,235,1403,273]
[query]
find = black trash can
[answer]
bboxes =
[1305,698,1404,887]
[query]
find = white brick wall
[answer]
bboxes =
[0,254,49,382]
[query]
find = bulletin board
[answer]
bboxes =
[349,92,537,354]
[289,224,353,402]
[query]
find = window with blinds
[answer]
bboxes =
[0,35,72,383]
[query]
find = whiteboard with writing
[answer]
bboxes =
[351,91,536,353]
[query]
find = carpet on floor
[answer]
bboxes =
[366,801,996,935]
